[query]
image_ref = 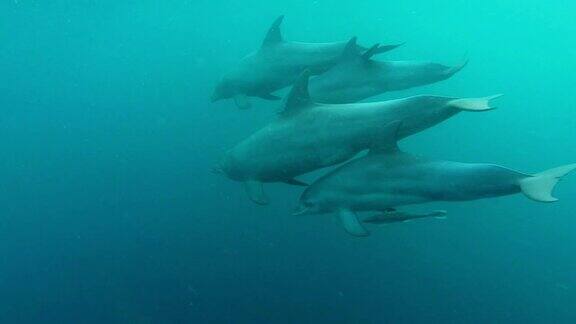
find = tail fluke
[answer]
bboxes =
[447,94,502,111]
[520,163,576,202]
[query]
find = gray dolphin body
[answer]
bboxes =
[296,138,576,237]
[363,209,447,225]
[211,16,400,109]
[309,39,467,104]
[219,72,500,205]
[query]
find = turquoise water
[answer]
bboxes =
[1,1,576,323]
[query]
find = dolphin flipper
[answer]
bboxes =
[283,178,309,186]
[234,94,252,110]
[258,93,282,101]
[338,209,369,237]
[244,180,269,205]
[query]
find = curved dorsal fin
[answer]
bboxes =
[362,43,381,61]
[338,37,359,62]
[262,15,284,47]
[280,70,313,117]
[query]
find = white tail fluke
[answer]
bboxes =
[448,94,503,111]
[519,163,576,202]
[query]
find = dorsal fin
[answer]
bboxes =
[262,15,284,47]
[338,37,359,62]
[369,120,402,154]
[280,70,313,116]
[362,44,381,61]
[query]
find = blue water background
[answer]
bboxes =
[1,1,576,323]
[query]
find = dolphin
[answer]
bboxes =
[211,15,401,109]
[309,38,467,104]
[219,71,500,205]
[363,209,447,225]
[295,130,576,237]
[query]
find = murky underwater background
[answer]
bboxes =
[1,0,576,323]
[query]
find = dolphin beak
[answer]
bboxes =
[292,205,310,216]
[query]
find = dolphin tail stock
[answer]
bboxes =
[363,209,448,225]
[338,209,370,237]
[519,163,576,202]
[447,94,503,112]
[243,180,270,205]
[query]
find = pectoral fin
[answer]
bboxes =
[282,178,309,186]
[337,209,369,237]
[430,210,448,219]
[234,94,252,110]
[243,180,269,205]
[258,93,281,101]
